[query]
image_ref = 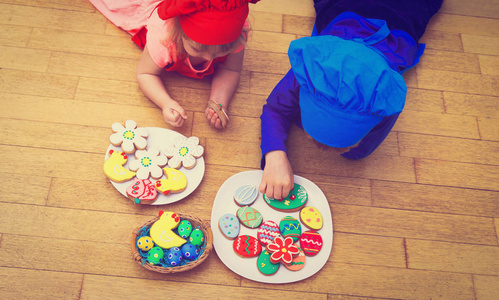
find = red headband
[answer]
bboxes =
[157,0,260,45]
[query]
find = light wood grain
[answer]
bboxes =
[474,275,499,300]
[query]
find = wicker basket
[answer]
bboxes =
[131,213,213,273]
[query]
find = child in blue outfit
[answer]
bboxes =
[259,0,443,199]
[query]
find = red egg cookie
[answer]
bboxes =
[300,230,323,256]
[233,235,262,258]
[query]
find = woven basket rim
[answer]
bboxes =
[131,213,213,273]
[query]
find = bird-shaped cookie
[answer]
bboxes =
[155,168,188,195]
[103,149,136,182]
[150,211,186,249]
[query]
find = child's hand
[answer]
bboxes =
[259,150,294,200]
[205,107,224,129]
[162,101,188,127]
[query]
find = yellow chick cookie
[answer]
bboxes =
[154,168,188,195]
[150,211,186,249]
[103,149,136,182]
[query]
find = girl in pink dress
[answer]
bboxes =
[89,0,260,129]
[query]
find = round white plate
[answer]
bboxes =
[211,170,333,284]
[105,127,205,205]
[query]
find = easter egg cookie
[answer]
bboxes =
[300,206,323,230]
[155,168,187,195]
[233,185,258,206]
[283,247,306,271]
[136,236,154,251]
[150,211,186,249]
[219,213,240,240]
[126,179,158,204]
[263,183,308,212]
[233,235,261,258]
[300,230,323,256]
[181,243,200,260]
[166,247,183,266]
[279,216,302,242]
[189,228,205,247]
[147,246,164,265]
[129,148,167,180]
[164,136,204,170]
[257,250,280,276]
[257,220,281,246]
[266,236,300,264]
[103,149,136,183]
[109,120,148,154]
[178,220,193,239]
[237,206,263,229]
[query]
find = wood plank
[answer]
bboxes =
[0,267,83,300]
[478,55,499,76]
[0,45,51,72]
[444,92,499,119]
[0,24,32,47]
[462,34,499,56]
[417,69,499,96]
[250,11,283,33]
[283,15,315,36]
[428,13,499,37]
[0,172,51,205]
[192,113,261,143]
[474,275,499,300]
[419,30,464,52]
[404,88,444,113]
[372,181,499,218]
[241,262,474,299]
[247,30,296,54]
[75,77,152,106]
[0,234,240,286]
[0,69,78,98]
[249,0,315,17]
[402,67,418,88]
[250,72,283,96]
[416,158,499,191]
[417,49,481,73]
[331,203,498,245]
[406,239,499,275]
[478,117,499,142]
[1,0,95,12]
[398,132,499,165]
[243,49,290,75]
[440,0,499,19]
[204,139,261,169]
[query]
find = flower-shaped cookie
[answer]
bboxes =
[164,136,204,169]
[110,120,148,154]
[266,236,300,264]
[129,148,167,180]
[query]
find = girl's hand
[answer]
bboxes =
[205,106,224,129]
[259,150,294,200]
[162,101,188,127]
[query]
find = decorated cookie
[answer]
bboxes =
[129,148,167,180]
[155,168,187,195]
[300,207,323,230]
[181,243,200,260]
[283,247,306,271]
[126,179,158,204]
[233,235,262,258]
[218,213,240,240]
[164,136,204,169]
[279,216,302,242]
[147,246,164,265]
[263,183,308,212]
[233,185,258,206]
[237,206,263,229]
[109,120,148,154]
[136,236,154,251]
[266,236,300,264]
[178,220,193,239]
[189,228,205,247]
[257,250,280,276]
[300,230,323,256]
[150,211,186,249]
[166,247,183,266]
[257,220,281,246]
[103,149,136,183]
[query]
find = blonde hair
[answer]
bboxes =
[167,17,249,58]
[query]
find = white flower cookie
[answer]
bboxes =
[129,148,167,180]
[164,136,204,169]
[109,120,148,154]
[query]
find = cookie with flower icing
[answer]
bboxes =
[103,149,136,183]
[109,120,148,154]
[164,136,204,169]
[129,147,167,180]
[266,236,300,264]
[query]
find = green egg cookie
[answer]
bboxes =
[263,183,308,212]
[189,228,204,247]
[257,250,280,276]
[279,216,302,242]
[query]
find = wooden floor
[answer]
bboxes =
[1,0,498,299]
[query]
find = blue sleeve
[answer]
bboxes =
[260,70,301,169]
[341,113,400,160]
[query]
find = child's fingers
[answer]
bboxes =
[169,102,188,120]
[259,179,267,195]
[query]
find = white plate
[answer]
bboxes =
[105,127,205,205]
[211,170,333,284]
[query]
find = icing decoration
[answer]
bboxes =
[126,179,158,204]
[257,250,280,276]
[233,235,262,258]
[266,236,300,264]
[218,213,240,240]
[234,185,258,206]
[103,149,136,182]
[150,211,186,249]
[166,247,183,266]
[137,236,154,251]
[147,246,164,265]
[129,148,168,180]
[178,220,193,239]
[189,228,205,247]
[279,216,302,242]
[181,243,200,260]
[164,136,204,169]
[263,183,308,211]
[257,220,281,246]
[283,247,306,271]
[154,168,187,195]
[236,206,263,229]
[300,230,323,256]
[300,206,323,230]
[109,120,148,154]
